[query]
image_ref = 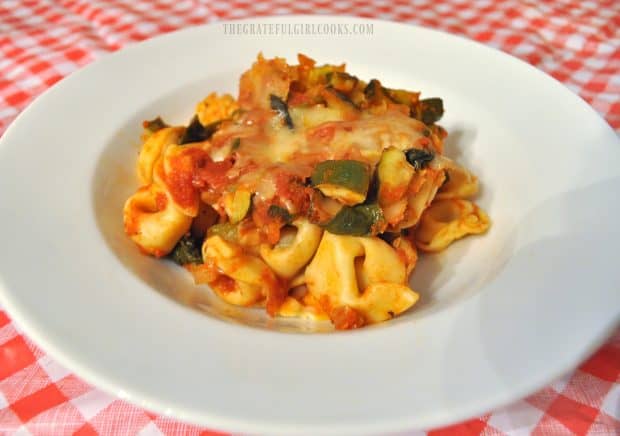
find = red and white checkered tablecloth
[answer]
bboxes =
[0,1,618,435]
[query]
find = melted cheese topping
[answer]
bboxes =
[210,107,431,198]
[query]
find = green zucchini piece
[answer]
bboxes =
[231,137,241,151]
[268,205,293,224]
[270,94,294,129]
[326,72,359,93]
[363,79,381,99]
[311,160,370,205]
[179,115,220,144]
[364,79,392,106]
[207,222,238,242]
[308,190,344,225]
[377,147,415,205]
[411,98,444,125]
[325,86,357,107]
[322,87,359,119]
[405,148,435,170]
[385,88,419,107]
[224,189,252,224]
[323,204,385,236]
[170,234,203,265]
[307,65,343,85]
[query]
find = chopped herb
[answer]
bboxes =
[179,115,220,144]
[405,148,435,170]
[170,234,203,265]
[231,137,241,151]
[270,94,294,129]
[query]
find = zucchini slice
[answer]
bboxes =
[306,64,345,85]
[207,222,238,242]
[268,205,293,224]
[385,88,419,107]
[223,189,252,224]
[377,147,415,206]
[323,204,385,236]
[364,79,392,106]
[321,87,359,120]
[311,160,370,205]
[326,72,359,94]
[411,98,444,125]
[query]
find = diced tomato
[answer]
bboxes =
[287,91,312,107]
[418,137,431,148]
[331,306,367,330]
[273,171,313,215]
[251,202,283,244]
[192,157,234,192]
[155,192,168,211]
[306,123,336,144]
[164,148,207,209]
[265,274,288,317]
[211,275,236,293]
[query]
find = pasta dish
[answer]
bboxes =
[123,54,490,329]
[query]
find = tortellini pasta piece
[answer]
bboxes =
[137,126,184,185]
[415,199,490,252]
[123,183,192,257]
[391,168,446,230]
[305,232,419,325]
[259,219,323,279]
[289,272,307,289]
[202,235,279,307]
[391,236,418,275]
[435,160,479,200]
[153,143,208,217]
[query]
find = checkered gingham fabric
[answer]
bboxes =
[0,1,618,435]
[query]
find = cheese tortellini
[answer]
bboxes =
[123,183,192,257]
[415,199,490,252]
[259,219,323,279]
[125,134,206,256]
[202,235,278,307]
[305,232,419,325]
[393,168,446,230]
[137,126,184,185]
[436,159,479,200]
